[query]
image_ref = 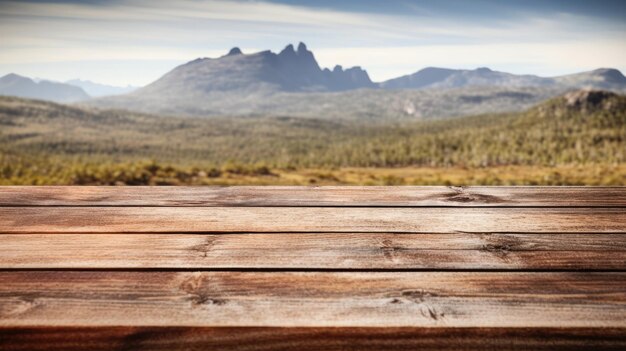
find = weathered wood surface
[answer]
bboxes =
[2,186,625,207]
[2,327,625,351]
[1,207,624,233]
[0,186,624,350]
[2,233,625,269]
[1,272,625,327]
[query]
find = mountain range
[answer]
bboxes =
[135,42,374,97]
[0,74,138,102]
[2,42,625,119]
[86,42,626,118]
[109,42,626,97]
[381,66,626,90]
[0,73,89,103]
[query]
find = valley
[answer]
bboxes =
[1,90,624,185]
[1,43,624,186]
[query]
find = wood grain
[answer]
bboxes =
[0,207,624,233]
[1,272,624,327]
[1,186,624,348]
[1,233,624,269]
[2,186,625,207]
[1,327,625,351]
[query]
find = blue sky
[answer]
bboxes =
[0,0,624,86]
[272,0,626,22]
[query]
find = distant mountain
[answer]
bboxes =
[66,79,138,97]
[381,67,552,89]
[380,67,626,91]
[134,42,374,97]
[89,42,377,115]
[86,41,626,118]
[0,73,89,103]
[553,68,626,91]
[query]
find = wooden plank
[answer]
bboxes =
[0,272,624,327]
[1,233,625,269]
[1,327,625,351]
[1,186,625,207]
[0,207,623,233]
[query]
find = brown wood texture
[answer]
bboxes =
[1,207,624,233]
[1,327,625,351]
[2,186,625,207]
[1,272,625,327]
[1,233,625,269]
[0,186,624,349]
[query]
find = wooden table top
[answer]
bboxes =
[0,186,625,350]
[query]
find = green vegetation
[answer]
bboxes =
[1,154,623,186]
[0,91,624,185]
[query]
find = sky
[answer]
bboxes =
[0,0,624,87]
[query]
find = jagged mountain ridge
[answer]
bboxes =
[2,41,624,116]
[136,42,625,94]
[0,73,89,103]
[135,42,375,96]
[86,42,625,117]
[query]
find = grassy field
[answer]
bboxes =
[1,91,624,185]
[1,150,623,185]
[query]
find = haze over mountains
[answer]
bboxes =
[2,42,626,119]
[0,74,137,102]
[65,79,138,97]
[0,73,89,103]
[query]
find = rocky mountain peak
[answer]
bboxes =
[279,44,295,56]
[226,47,242,56]
[297,42,308,54]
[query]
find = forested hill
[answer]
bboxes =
[0,90,624,184]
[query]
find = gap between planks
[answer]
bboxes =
[1,186,625,207]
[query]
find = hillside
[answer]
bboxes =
[91,84,566,121]
[1,90,624,184]
[0,73,90,103]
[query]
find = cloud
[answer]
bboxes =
[0,0,623,85]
